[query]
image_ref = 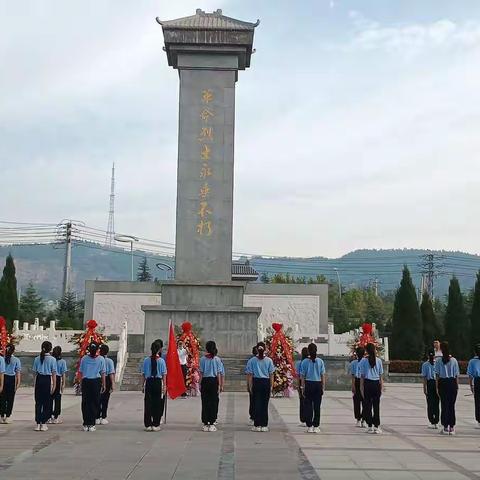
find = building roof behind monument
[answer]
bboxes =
[157,9,260,31]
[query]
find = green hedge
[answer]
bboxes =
[389,360,468,375]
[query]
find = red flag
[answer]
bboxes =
[166,320,186,399]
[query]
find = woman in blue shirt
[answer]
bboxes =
[199,341,224,432]
[246,342,275,432]
[32,341,57,431]
[0,344,21,424]
[467,343,480,429]
[50,346,67,424]
[0,354,5,397]
[98,344,115,425]
[295,347,308,427]
[359,343,384,434]
[246,345,259,426]
[79,343,106,432]
[142,340,167,432]
[421,350,439,429]
[435,341,459,435]
[350,346,365,428]
[300,343,326,433]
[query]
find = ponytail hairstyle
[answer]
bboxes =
[307,343,317,362]
[150,341,161,377]
[366,343,376,369]
[301,347,308,361]
[100,344,109,356]
[154,339,163,355]
[40,341,52,364]
[355,346,365,361]
[257,341,266,360]
[5,343,15,365]
[475,344,480,358]
[440,341,450,364]
[52,346,62,360]
[88,343,99,358]
[206,340,217,358]
[427,349,435,366]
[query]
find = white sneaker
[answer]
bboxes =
[83,426,89,432]
[373,427,382,434]
[449,427,456,436]
[209,425,218,432]
[145,426,153,432]
[203,425,210,432]
[434,424,438,429]
[95,419,101,425]
[152,426,161,432]
[367,427,374,434]
[307,426,314,433]
[428,424,436,429]
[40,424,48,432]
[34,424,41,431]
[361,420,365,428]
[160,418,165,424]
[440,428,449,435]
[100,418,109,425]
[261,427,269,432]
[248,419,254,426]
[251,426,260,432]
[356,420,361,427]
[298,422,306,427]
[89,426,96,432]
[1,416,5,424]
[46,418,53,424]
[313,427,321,433]
[4,417,11,424]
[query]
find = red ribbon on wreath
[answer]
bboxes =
[358,322,375,347]
[75,319,104,381]
[0,316,8,356]
[270,323,296,376]
[178,321,199,369]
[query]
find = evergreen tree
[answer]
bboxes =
[56,290,84,329]
[421,292,442,349]
[391,266,424,360]
[0,254,19,330]
[471,271,480,349]
[137,257,152,282]
[19,281,45,323]
[445,276,470,360]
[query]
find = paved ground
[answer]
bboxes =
[0,384,479,480]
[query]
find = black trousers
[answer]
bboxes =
[51,375,62,419]
[363,379,381,428]
[304,380,323,428]
[252,378,270,427]
[181,364,188,396]
[99,375,112,419]
[0,375,16,417]
[474,378,480,423]
[35,374,52,424]
[144,378,164,427]
[249,391,255,420]
[438,378,458,428]
[425,379,439,425]
[353,377,363,421]
[298,388,306,423]
[81,378,101,427]
[201,377,219,425]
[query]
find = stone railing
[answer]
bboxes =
[115,321,128,384]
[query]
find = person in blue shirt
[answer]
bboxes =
[295,347,308,427]
[79,343,106,432]
[246,345,259,426]
[97,344,115,425]
[142,340,167,432]
[0,344,21,424]
[246,341,275,432]
[467,344,480,429]
[49,346,67,424]
[32,341,57,432]
[300,343,326,433]
[359,343,384,434]
[435,341,459,435]
[0,354,5,397]
[421,350,439,429]
[199,340,224,432]
[350,346,365,428]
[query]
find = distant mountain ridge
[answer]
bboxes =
[1,243,479,301]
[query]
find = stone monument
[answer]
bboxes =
[142,9,262,353]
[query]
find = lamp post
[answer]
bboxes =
[156,262,173,280]
[115,234,139,281]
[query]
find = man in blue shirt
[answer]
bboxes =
[467,344,480,428]
[0,355,5,395]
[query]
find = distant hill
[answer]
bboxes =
[1,243,479,301]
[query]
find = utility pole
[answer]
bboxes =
[419,252,444,298]
[62,222,72,296]
[105,163,116,246]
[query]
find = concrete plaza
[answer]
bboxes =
[0,384,479,480]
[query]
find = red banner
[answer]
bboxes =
[166,321,186,399]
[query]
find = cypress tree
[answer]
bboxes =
[471,271,480,349]
[136,257,152,282]
[445,276,470,360]
[391,266,424,360]
[421,292,442,349]
[0,254,19,330]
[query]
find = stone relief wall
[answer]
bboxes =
[93,292,161,334]
[244,294,320,340]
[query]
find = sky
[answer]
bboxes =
[1,0,480,258]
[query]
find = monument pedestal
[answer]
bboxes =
[142,282,260,353]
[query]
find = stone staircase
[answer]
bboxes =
[119,353,251,392]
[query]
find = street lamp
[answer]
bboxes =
[156,262,173,280]
[333,267,342,299]
[115,234,139,281]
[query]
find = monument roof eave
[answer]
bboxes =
[156,9,260,31]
